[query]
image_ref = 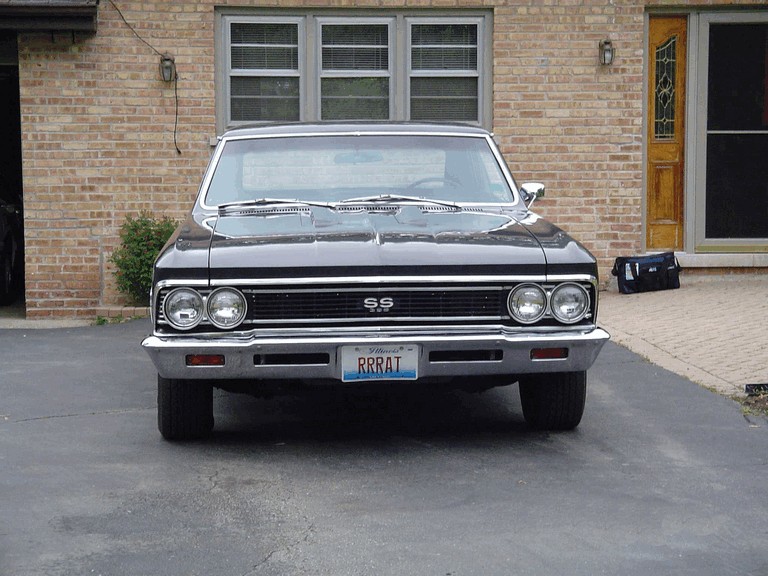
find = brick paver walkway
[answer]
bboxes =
[598,277,768,397]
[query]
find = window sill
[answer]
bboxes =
[676,253,768,268]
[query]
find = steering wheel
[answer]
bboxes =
[406,176,461,190]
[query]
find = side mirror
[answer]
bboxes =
[520,182,545,209]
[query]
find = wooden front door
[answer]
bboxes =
[647,16,687,250]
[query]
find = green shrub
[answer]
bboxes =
[110,212,178,305]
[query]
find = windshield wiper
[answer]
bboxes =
[339,194,461,211]
[217,198,335,214]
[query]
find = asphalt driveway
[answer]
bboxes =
[1,319,767,575]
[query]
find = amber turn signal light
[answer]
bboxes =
[186,354,225,366]
[530,348,568,360]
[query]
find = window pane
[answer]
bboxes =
[704,22,768,241]
[321,78,389,120]
[231,23,297,45]
[230,23,299,70]
[411,24,477,70]
[320,24,391,120]
[412,24,477,46]
[705,134,768,239]
[205,136,513,206]
[708,24,768,131]
[323,24,389,46]
[322,46,388,70]
[230,77,299,122]
[322,24,389,71]
[232,46,298,69]
[654,36,677,139]
[410,77,478,121]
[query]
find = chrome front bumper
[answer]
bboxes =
[142,326,610,381]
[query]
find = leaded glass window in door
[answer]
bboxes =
[654,36,677,140]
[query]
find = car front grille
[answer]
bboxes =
[155,281,596,332]
[242,287,505,323]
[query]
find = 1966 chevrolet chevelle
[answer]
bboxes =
[142,122,609,440]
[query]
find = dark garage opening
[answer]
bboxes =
[0,32,24,308]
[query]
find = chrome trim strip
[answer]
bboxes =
[156,279,210,289]
[220,130,492,142]
[238,316,507,325]
[546,274,598,285]
[210,275,549,287]
[153,322,598,338]
[154,276,599,289]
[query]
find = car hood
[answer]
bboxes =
[154,206,597,282]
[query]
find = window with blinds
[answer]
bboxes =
[410,23,479,122]
[228,21,301,122]
[219,14,489,127]
[320,22,391,120]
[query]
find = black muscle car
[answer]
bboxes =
[142,123,609,440]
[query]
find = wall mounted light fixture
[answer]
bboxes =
[159,53,176,82]
[599,40,614,65]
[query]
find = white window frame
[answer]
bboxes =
[216,11,492,131]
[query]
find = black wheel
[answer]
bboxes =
[518,371,587,431]
[157,375,214,440]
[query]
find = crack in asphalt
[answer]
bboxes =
[8,406,155,423]
[241,521,316,576]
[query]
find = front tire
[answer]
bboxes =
[157,375,214,440]
[518,371,587,431]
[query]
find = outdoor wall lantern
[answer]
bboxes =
[599,40,614,65]
[159,54,176,82]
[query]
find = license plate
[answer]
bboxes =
[341,345,419,382]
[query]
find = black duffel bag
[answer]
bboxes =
[611,252,682,294]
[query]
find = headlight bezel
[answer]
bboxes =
[206,287,248,329]
[549,282,590,324]
[507,283,548,324]
[163,287,205,331]
[507,282,592,326]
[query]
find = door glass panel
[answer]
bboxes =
[654,36,677,140]
[705,23,768,240]
[706,134,768,239]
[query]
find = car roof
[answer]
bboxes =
[220,121,492,140]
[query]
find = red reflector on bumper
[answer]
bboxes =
[186,354,225,366]
[531,348,568,360]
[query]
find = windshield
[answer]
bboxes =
[203,135,516,207]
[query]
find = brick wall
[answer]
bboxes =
[15,0,765,317]
[491,1,646,284]
[19,1,215,317]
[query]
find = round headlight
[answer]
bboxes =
[164,288,204,330]
[550,283,589,324]
[207,288,247,329]
[508,284,547,324]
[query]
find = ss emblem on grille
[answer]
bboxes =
[363,297,394,312]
